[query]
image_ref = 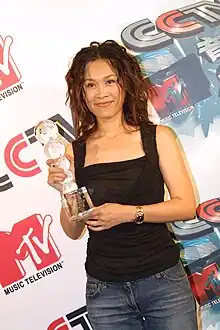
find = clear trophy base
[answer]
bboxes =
[62,185,93,222]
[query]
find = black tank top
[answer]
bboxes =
[73,124,180,282]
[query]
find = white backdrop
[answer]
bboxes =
[0,0,220,329]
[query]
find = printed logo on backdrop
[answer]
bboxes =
[120,0,220,137]
[0,213,64,295]
[0,35,23,101]
[169,198,220,309]
[0,114,74,192]
[48,306,92,330]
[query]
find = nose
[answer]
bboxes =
[96,83,108,99]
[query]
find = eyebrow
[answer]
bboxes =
[84,74,117,81]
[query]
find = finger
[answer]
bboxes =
[46,158,60,167]
[46,159,53,167]
[48,166,66,174]
[49,173,66,180]
[85,220,102,227]
[48,174,67,183]
[48,175,66,184]
[84,207,101,218]
[87,225,105,231]
[78,208,97,220]
[87,214,101,220]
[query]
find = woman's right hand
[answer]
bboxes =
[46,159,67,192]
[46,144,75,193]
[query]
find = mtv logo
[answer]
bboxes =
[0,214,61,288]
[0,35,21,91]
[148,73,190,115]
[188,263,220,305]
[147,53,211,120]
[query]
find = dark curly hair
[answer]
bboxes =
[65,40,153,141]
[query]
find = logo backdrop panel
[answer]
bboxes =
[0,0,219,329]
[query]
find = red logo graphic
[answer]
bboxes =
[48,306,92,330]
[197,198,220,225]
[4,133,41,177]
[0,35,21,91]
[0,114,75,186]
[189,263,220,305]
[48,317,69,330]
[0,214,61,288]
[156,9,203,36]
[148,74,190,114]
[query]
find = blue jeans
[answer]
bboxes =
[86,261,198,330]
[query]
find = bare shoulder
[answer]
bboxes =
[156,125,176,140]
[156,125,178,148]
[155,125,181,162]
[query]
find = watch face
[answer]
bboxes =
[135,213,144,224]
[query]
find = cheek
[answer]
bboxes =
[84,91,94,105]
[113,84,125,102]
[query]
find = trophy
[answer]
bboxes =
[34,119,93,221]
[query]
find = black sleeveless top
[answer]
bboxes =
[73,124,180,282]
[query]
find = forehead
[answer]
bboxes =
[84,59,117,80]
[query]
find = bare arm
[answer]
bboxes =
[139,125,196,222]
[60,207,86,240]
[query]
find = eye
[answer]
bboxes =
[106,79,117,85]
[85,82,95,88]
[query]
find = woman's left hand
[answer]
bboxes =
[84,203,134,231]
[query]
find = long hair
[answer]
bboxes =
[65,40,153,141]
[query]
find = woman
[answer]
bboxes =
[47,40,198,330]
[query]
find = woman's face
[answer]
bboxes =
[83,59,125,121]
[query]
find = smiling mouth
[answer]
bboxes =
[95,101,113,107]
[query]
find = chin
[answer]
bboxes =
[94,109,122,120]
[97,115,114,120]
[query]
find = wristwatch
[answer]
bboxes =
[133,205,144,224]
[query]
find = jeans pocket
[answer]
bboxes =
[86,276,107,298]
[86,282,100,297]
[160,261,187,282]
